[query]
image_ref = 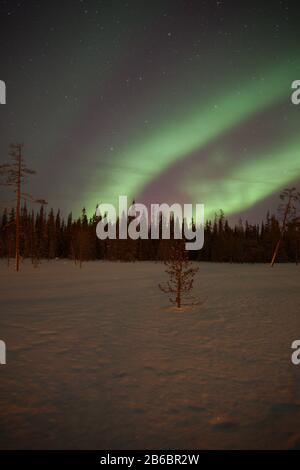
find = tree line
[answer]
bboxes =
[0,205,300,265]
[1,144,299,267]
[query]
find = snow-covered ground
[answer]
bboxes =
[0,260,300,449]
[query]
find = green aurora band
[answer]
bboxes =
[84,58,300,219]
[187,137,300,220]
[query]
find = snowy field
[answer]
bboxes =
[0,260,300,450]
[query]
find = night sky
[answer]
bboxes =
[1,0,300,222]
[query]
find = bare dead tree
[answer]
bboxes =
[270,187,300,267]
[0,144,47,271]
[159,240,199,308]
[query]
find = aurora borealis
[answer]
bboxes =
[1,0,300,222]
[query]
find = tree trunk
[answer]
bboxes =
[15,147,21,272]
[270,239,281,267]
[177,267,181,308]
[270,194,292,267]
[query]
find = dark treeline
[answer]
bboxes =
[1,205,300,264]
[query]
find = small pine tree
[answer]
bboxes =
[159,240,199,309]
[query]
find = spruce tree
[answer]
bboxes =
[159,240,199,309]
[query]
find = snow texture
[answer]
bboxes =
[0,260,300,449]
